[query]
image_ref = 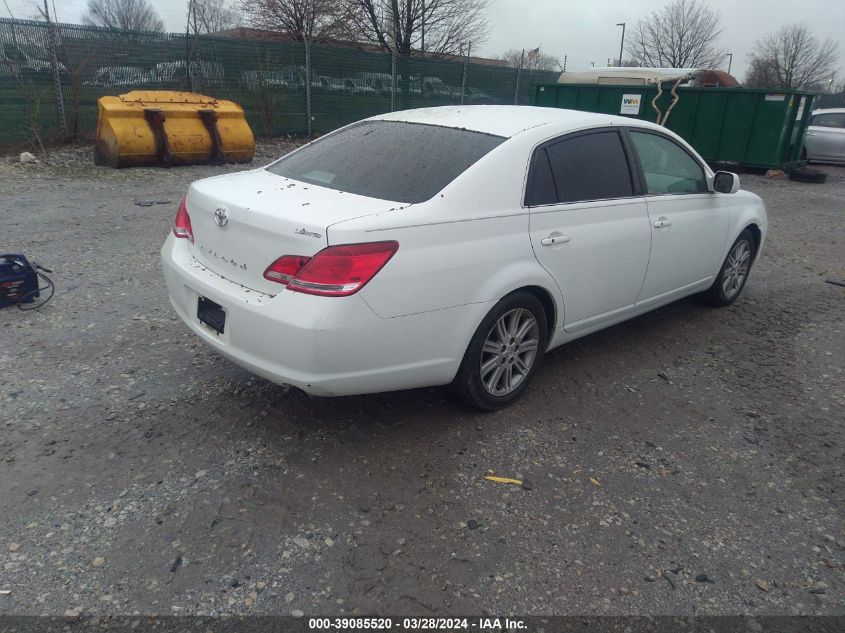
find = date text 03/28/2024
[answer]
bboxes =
[308,617,527,630]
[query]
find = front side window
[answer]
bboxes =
[267,121,505,204]
[525,130,634,205]
[630,131,707,195]
[810,113,845,128]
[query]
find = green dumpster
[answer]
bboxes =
[533,83,816,170]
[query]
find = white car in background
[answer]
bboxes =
[803,108,845,163]
[240,70,289,92]
[161,106,767,409]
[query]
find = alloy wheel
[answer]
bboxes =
[480,308,540,396]
[722,239,751,299]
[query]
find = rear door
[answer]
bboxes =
[805,112,845,160]
[527,128,652,333]
[627,129,730,302]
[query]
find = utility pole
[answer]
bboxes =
[616,22,625,66]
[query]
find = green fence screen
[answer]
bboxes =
[0,17,557,146]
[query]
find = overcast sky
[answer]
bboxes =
[4,0,844,81]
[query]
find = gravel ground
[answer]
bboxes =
[0,143,843,618]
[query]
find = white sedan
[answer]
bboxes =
[803,108,845,163]
[161,106,767,409]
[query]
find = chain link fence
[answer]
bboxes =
[815,92,845,109]
[0,17,558,147]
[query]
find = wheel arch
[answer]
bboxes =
[508,285,557,344]
[745,222,762,259]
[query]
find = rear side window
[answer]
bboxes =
[810,113,845,128]
[267,120,505,203]
[630,131,707,194]
[527,131,634,205]
[525,148,557,206]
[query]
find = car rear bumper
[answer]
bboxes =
[161,235,488,396]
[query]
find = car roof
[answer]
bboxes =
[371,105,662,138]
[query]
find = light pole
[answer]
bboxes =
[725,52,733,74]
[616,22,625,66]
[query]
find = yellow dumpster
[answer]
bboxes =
[94,91,255,168]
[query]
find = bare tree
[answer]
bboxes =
[747,24,838,91]
[190,0,240,33]
[339,0,490,57]
[500,48,560,72]
[81,0,165,32]
[744,57,779,89]
[609,58,641,68]
[236,0,342,42]
[626,0,725,68]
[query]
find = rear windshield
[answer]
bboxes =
[266,120,506,203]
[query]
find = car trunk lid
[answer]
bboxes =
[185,169,399,294]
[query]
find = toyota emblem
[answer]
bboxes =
[214,208,229,228]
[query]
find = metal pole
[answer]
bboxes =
[460,42,470,105]
[185,0,194,91]
[513,48,524,105]
[44,0,67,139]
[726,53,733,75]
[421,0,425,55]
[417,0,424,113]
[616,22,625,66]
[304,38,312,138]
[390,46,396,112]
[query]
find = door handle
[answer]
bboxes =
[653,219,672,228]
[541,234,571,246]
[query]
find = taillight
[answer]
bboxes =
[265,241,398,297]
[263,255,311,285]
[173,196,194,243]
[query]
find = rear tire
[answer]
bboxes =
[451,291,548,410]
[704,229,755,306]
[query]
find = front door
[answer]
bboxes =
[627,130,731,303]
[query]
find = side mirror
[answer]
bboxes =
[713,171,740,194]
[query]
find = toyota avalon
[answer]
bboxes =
[161,106,767,409]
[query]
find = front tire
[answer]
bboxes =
[705,229,755,306]
[452,291,548,410]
